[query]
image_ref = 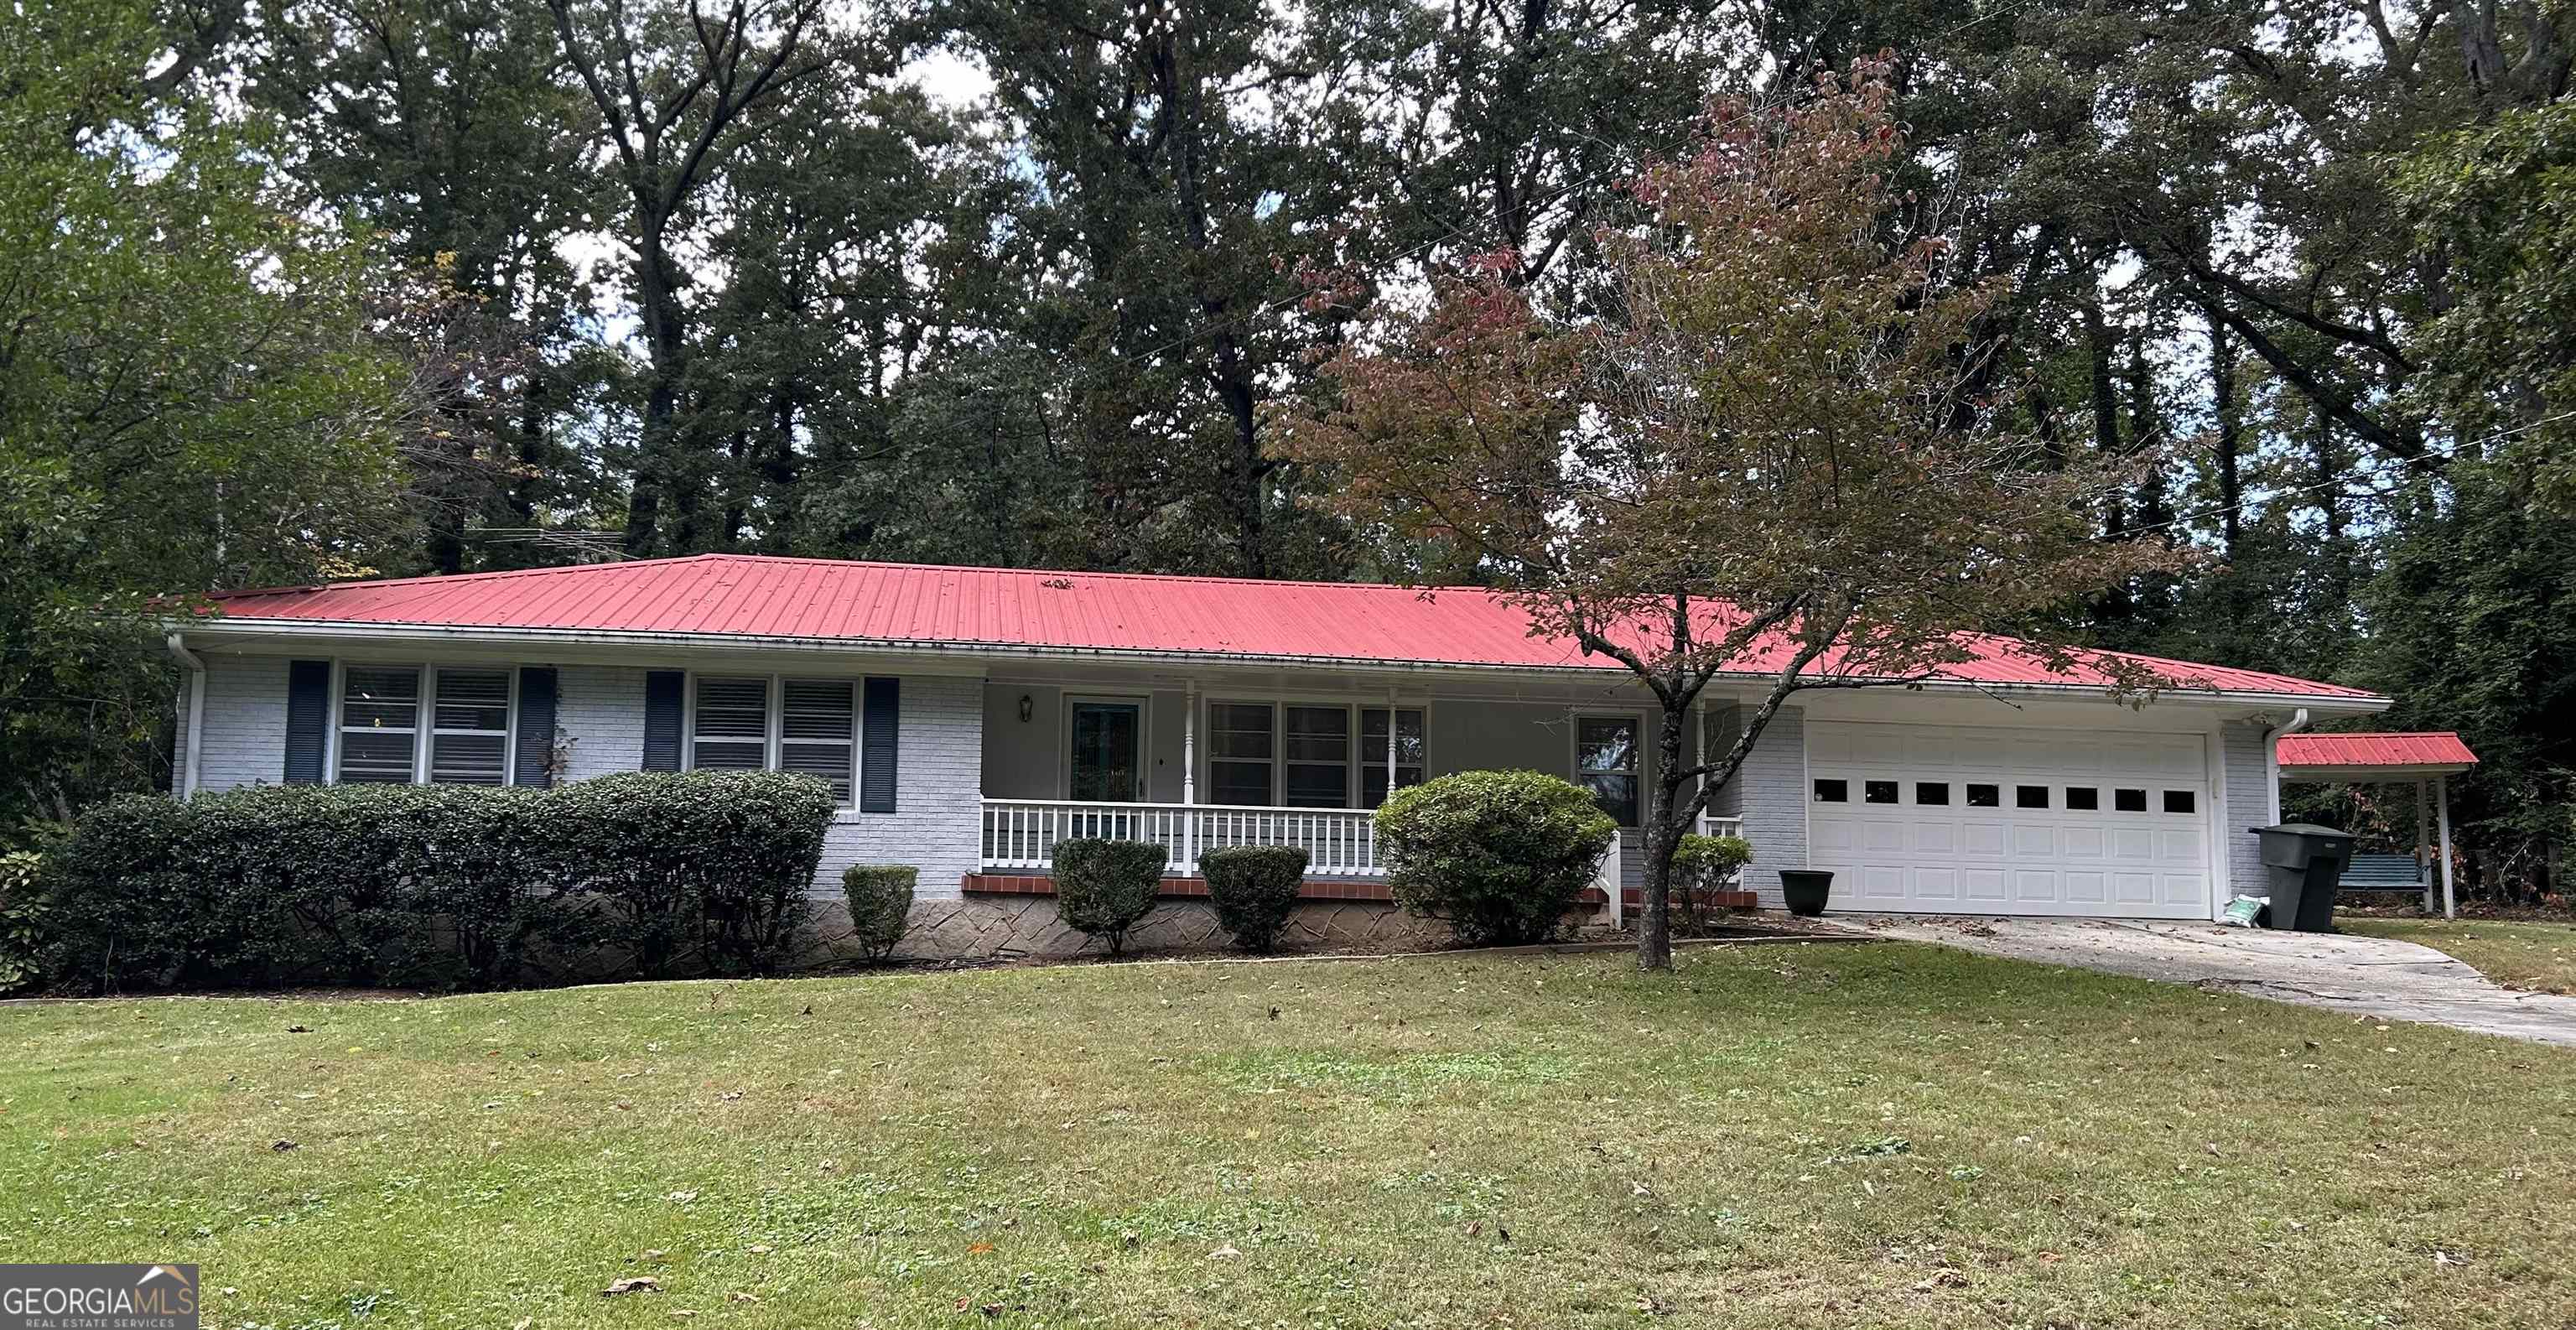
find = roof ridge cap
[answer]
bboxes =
[207,553,735,601]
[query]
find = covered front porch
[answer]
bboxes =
[969,667,1748,919]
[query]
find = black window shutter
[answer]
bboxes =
[642,670,684,772]
[513,667,558,787]
[860,677,899,813]
[283,659,331,784]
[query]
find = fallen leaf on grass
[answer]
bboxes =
[727,1291,760,1304]
[745,1244,771,1255]
[601,1276,661,1296]
[966,1242,995,1256]
[1909,1270,1967,1291]
[1208,1244,1242,1260]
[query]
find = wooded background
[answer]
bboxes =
[4,0,2568,901]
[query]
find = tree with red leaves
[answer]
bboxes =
[1288,60,2176,970]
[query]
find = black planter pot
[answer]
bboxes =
[1778,869,1834,917]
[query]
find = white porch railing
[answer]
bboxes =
[979,798,1748,903]
[980,798,1383,877]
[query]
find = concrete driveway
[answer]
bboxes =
[1832,915,2576,1048]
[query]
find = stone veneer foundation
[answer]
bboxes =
[798,896,1450,963]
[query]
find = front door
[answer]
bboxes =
[1068,699,1145,803]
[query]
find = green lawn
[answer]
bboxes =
[3,943,2571,1329]
[2341,916,2576,995]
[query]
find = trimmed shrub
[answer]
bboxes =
[1376,770,1617,946]
[49,771,835,991]
[1202,844,1307,953]
[549,771,834,978]
[1052,838,1165,955]
[0,850,51,993]
[1670,833,1753,935]
[842,865,917,961]
[52,784,568,990]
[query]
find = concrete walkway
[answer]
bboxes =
[1831,915,2576,1049]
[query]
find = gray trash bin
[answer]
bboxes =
[2248,823,2356,932]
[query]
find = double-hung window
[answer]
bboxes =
[338,666,424,783]
[688,674,860,804]
[1283,705,1351,808]
[335,664,512,785]
[1576,714,1641,826]
[780,680,859,804]
[428,669,512,784]
[690,677,771,771]
[1209,702,1277,805]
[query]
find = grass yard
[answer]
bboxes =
[3,942,2572,1329]
[2340,916,2576,995]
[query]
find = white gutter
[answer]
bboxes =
[171,616,2397,714]
[164,631,206,799]
[2262,707,2313,823]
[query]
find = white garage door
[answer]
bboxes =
[1808,721,2213,919]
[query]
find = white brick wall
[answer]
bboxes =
[814,674,983,899]
[184,653,986,901]
[2220,719,2272,899]
[1728,704,1808,908]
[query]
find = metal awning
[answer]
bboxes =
[2274,731,2477,917]
[2277,731,2477,782]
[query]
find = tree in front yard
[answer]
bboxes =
[1288,60,2172,970]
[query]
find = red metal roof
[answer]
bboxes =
[197,554,2381,699]
[2278,732,2477,770]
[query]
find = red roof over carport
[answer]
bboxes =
[2277,732,2477,779]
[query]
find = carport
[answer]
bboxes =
[2275,732,2479,917]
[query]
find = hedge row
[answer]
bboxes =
[46,772,835,992]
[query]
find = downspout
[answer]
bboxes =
[164,632,206,799]
[2262,707,2311,824]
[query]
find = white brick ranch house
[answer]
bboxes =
[167,555,2388,955]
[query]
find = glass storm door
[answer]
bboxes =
[1068,700,1145,803]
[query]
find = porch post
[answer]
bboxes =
[2435,775,2456,919]
[1182,681,1198,875]
[1691,694,1707,837]
[1384,688,1398,800]
[2417,779,2434,914]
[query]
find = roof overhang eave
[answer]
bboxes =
[171,617,2393,713]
